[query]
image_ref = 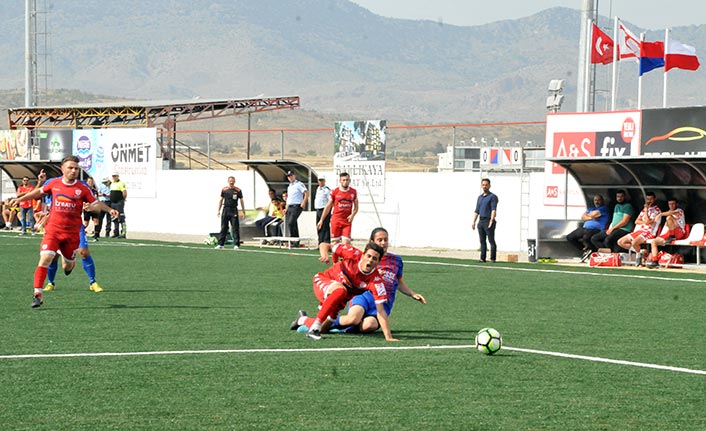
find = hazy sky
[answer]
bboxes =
[349,0,706,29]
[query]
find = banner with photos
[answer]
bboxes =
[0,130,30,160]
[333,120,386,203]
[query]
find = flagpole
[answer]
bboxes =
[584,18,592,112]
[637,33,644,109]
[662,28,669,108]
[610,15,618,111]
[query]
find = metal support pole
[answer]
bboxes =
[247,112,251,160]
[451,126,456,172]
[207,131,211,169]
[280,130,285,159]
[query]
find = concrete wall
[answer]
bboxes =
[126,169,576,252]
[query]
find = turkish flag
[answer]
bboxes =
[591,23,614,65]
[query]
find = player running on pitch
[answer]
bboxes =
[10,156,117,308]
[317,172,358,263]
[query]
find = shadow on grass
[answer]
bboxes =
[108,289,222,293]
[373,329,475,341]
[40,304,237,310]
[107,304,235,309]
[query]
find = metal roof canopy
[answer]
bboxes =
[0,161,90,199]
[237,159,320,211]
[554,157,706,225]
[7,96,300,129]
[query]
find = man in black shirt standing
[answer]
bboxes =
[472,178,499,263]
[216,176,245,250]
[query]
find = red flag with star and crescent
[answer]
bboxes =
[591,23,614,65]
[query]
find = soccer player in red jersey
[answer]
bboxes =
[317,172,358,262]
[11,156,118,308]
[333,227,426,333]
[292,241,398,341]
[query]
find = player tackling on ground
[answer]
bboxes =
[11,156,117,308]
[291,241,397,341]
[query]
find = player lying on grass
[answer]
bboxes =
[300,227,426,334]
[290,241,398,341]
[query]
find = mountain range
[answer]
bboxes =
[1,0,705,124]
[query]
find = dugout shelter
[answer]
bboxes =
[540,106,706,262]
[0,160,91,200]
[235,159,319,211]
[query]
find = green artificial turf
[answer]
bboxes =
[1,234,705,430]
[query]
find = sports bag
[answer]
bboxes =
[589,252,622,267]
[657,251,684,269]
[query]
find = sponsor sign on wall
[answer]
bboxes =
[38,130,73,161]
[543,111,641,207]
[333,120,386,203]
[72,128,157,198]
[641,106,706,157]
[545,111,641,161]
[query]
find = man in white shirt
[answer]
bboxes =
[285,170,309,248]
[314,177,331,246]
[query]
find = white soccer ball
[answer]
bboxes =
[475,327,502,355]
[204,236,217,245]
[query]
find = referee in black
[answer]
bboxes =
[216,176,245,250]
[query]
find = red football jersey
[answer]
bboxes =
[330,187,357,219]
[17,185,35,209]
[323,243,387,302]
[42,177,97,233]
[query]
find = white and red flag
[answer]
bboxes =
[618,21,640,60]
[665,39,700,71]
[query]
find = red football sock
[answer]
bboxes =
[302,317,316,328]
[316,288,347,322]
[34,266,48,290]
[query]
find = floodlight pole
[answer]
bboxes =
[25,0,35,107]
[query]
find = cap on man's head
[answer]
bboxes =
[286,170,294,176]
[317,177,325,181]
[102,177,110,183]
[112,173,119,177]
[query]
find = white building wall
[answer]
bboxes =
[126,169,582,252]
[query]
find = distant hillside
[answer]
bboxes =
[2,0,705,123]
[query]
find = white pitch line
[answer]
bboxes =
[503,346,706,375]
[5,236,706,284]
[1,344,705,376]
[56,239,706,285]
[0,344,471,360]
[405,259,706,284]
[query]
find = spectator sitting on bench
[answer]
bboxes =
[2,198,20,230]
[617,191,662,263]
[590,189,635,252]
[566,194,610,262]
[646,197,686,268]
[256,188,285,239]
